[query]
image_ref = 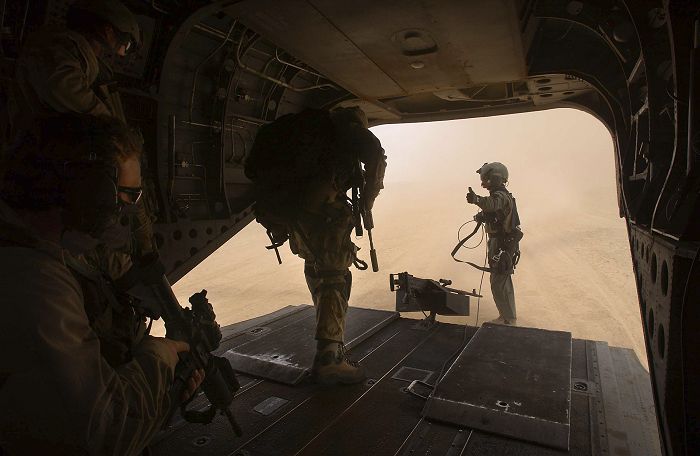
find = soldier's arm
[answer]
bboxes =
[0,248,174,455]
[357,129,387,210]
[476,191,512,215]
[23,41,111,116]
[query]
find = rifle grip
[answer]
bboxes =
[355,224,363,237]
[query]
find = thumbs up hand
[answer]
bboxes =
[466,187,480,204]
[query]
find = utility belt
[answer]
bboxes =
[488,229,523,273]
[304,264,350,279]
[490,229,523,247]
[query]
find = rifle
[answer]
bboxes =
[118,255,242,436]
[352,158,379,272]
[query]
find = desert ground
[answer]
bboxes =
[157,109,647,368]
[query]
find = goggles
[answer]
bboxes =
[116,30,141,55]
[60,160,141,206]
[117,185,143,205]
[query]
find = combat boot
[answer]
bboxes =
[312,341,366,385]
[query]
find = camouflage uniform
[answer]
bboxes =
[289,201,357,342]
[12,24,156,280]
[3,20,165,437]
[13,26,114,121]
[0,201,173,455]
[475,188,517,321]
[290,113,386,344]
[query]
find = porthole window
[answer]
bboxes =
[660,261,669,296]
[657,324,665,359]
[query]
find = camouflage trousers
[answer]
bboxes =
[305,267,353,342]
[490,273,516,320]
[289,201,357,342]
[487,237,516,320]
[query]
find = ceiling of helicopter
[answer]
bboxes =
[224,0,597,122]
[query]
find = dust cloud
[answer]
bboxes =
[161,108,647,367]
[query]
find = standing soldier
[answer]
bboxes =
[245,107,387,385]
[466,162,522,325]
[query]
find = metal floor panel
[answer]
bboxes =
[422,323,573,450]
[151,317,436,455]
[150,310,658,456]
[222,306,399,385]
[293,323,473,456]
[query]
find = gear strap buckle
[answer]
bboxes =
[265,229,285,264]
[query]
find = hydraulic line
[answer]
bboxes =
[188,20,237,122]
[235,29,338,92]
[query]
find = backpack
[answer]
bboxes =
[244,109,345,237]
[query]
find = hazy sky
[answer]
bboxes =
[372,108,619,219]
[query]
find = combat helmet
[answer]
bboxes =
[70,0,142,53]
[476,162,509,186]
[330,106,369,129]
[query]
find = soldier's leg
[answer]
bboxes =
[307,268,364,384]
[490,273,516,322]
[305,266,350,343]
[503,274,516,320]
[292,203,363,384]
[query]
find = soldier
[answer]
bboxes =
[0,114,203,455]
[10,0,156,278]
[466,162,522,325]
[246,107,386,385]
[12,0,140,123]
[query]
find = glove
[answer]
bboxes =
[466,187,480,204]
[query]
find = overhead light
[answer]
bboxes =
[410,61,425,69]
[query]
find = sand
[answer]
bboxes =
[155,109,647,368]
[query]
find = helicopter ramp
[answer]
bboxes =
[151,305,661,456]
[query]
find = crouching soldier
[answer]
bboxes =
[9,0,157,280]
[0,114,203,455]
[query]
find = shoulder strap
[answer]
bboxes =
[64,254,124,312]
[510,196,521,230]
[450,221,495,272]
